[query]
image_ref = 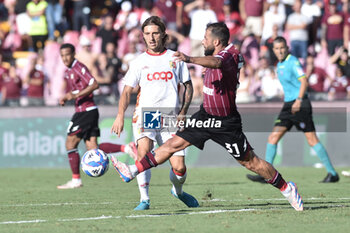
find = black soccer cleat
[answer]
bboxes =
[321,173,340,183]
[246,174,267,184]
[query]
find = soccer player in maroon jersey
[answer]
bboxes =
[57,43,132,189]
[57,43,101,189]
[111,23,304,211]
[24,55,45,106]
[1,62,22,107]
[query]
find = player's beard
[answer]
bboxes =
[204,47,214,56]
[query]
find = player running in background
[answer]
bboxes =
[57,43,100,189]
[111,22,304,211]
[110,16,198,210]
[247,36,339,184]
[57,43,132,189]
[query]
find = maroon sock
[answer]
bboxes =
[99,143,124,153]
[68,149,80,178]
[135,152,158,173]
[266,171,288,191]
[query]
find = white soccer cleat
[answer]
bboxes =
[57,179,83,189]
[284,182,303,211]
[341,170,350,177]
[124,142,138,161]
[110,155,134,183]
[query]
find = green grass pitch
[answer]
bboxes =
[1,167,350,233]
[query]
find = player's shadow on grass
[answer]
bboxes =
[200,200,350,210]
[150,182,243,187]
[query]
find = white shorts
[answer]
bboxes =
[132,117,185,157]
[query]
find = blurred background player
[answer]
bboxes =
[247,37,339,184]
[111,22,304,211]
[57,43,100,189]
[110,16,198,210]
[1,61,22,107]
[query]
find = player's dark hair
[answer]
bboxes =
[206,22,230,46]
[141,16,168,44]
[273,36,287,46]
[60,43,75,54]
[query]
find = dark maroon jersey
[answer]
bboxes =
[203,44,244,117]
[2,74,22,99]
[27,69,44,97]
[64,60,97,112]
[308,67,328,92]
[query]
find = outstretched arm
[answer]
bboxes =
[174,51,222,69]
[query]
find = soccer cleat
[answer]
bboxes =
[321,173,339,183]
[124,142,138,161]
[171,189,199,208]
[110,155,134,183]
[134,200,150,210]
[284,182,303,211]
[57,180,83,189]
[246,174,267,184]
[341,170,350,177]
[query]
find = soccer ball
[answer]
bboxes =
[81,149,109,177]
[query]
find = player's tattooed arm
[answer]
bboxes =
[178,80,193,119]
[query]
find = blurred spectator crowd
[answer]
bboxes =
[1,0,350,107]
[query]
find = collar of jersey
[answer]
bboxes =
[68,60,77,69]
[283,54,291,62]
[146,49,167,56]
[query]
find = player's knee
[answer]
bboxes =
[172,166,186,174]
[239,151,258,170]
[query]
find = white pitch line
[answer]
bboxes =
[0,202,113,207]
[0,220,47,224]
[1,203,349,225]
[58,215,118,222]
[0,208,259,225]
[127,208,256,218]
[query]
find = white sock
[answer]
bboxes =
[169,168,187,196]
[72,178,81,184]
[136,169,151,202]
[281,183,292,197]
[129,165,139,177]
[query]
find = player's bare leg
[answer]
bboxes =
[247,126,287,183]
[169,156,199,207]
[239,151,303,211]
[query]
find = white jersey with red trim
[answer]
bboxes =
[124,49,191,111]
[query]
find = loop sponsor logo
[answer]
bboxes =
[147,71,173,82]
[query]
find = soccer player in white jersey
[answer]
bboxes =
[110,16,199,210]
